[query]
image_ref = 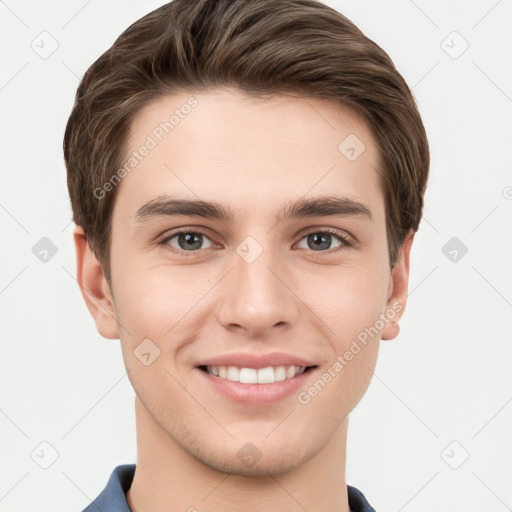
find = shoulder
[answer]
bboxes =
[81,464,135,512]
[347,485,377,512]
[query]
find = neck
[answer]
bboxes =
[126,396,351,512]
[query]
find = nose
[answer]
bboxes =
[215,244,300,337]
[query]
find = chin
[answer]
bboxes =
[186,434,320,477]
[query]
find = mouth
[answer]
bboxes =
[194,352,319,404]
[198,364,316,384]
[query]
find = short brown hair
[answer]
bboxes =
[64,0,429,284]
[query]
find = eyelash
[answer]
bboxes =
[158,227,354,257]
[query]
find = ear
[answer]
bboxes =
[73,225,119,340]
[381,230,415,341]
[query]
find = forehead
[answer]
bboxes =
[114,88,384,223]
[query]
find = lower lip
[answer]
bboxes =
[196,367,317,405]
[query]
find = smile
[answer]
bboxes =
[201,365,310,384]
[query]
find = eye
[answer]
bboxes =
[296,228,353,252]
[158,227,354,256]
[160,230,214,253]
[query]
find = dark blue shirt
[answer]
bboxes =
[82,464,376,512]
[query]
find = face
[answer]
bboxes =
[77,87,411,476]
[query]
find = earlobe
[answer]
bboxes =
[73,226,119,340]
[381,230,415,341]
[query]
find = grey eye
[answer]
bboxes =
[297,232,343,251]
[167,232,213,251]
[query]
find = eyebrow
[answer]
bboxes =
[134,195,372,224]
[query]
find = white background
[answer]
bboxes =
[1,1,511,511]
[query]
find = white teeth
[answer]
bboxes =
[257,366,274,384]
[239,368,257,384]
[274,366,287,382]
[226,366,239,382]
[205,365,307,384]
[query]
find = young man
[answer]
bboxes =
[63,0,429,510]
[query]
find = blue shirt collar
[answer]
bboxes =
[82,464,376,512]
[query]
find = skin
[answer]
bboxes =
[74,87,414,512]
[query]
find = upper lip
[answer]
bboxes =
[197,352,316,369]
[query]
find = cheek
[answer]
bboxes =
[304,263,390,344]
[112,267,219,385]
[112,265,212,339]
[312,265,387,411]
